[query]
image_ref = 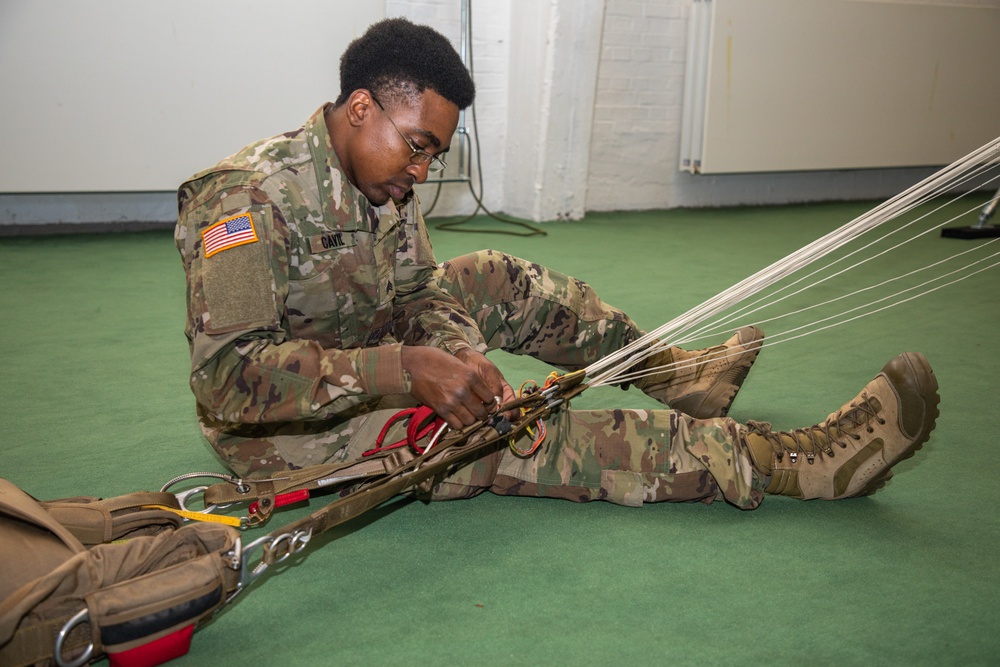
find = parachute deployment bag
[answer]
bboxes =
[0,478,240,667]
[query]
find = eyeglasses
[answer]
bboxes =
[371,95,448,174]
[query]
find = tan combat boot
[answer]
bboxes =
[743,352,940,500]
[634,326,765,419]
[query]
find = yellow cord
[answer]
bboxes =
[508,376,552,457]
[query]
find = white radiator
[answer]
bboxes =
[680,0,1000,174]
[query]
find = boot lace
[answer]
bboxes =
[746,393,886,464]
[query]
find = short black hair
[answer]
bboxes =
[335,18,475,109]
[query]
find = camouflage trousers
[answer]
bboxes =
[205,250,767,510]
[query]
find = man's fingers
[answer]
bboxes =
[403,346,517,428]
[441,410,468,431]
[443,401,482,429]
[469,377,497,407]
[500,382,519,420]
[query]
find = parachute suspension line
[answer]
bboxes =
[674,191,1000,347]
[618,249,1000,383]
[584,137,1000,389]
[685,236,1000,349]
[615,238,1000,382]
[601,248,1000,389]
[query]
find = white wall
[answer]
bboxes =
[385,0,509,219]
[682,0,1000,174]
[393,0,607,221]
[0,1,384,194]
[3,0,998,227]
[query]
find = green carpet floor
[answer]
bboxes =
[2,202,998,665]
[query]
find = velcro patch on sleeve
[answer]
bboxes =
[202,209,278,334]
[203,213,259,258]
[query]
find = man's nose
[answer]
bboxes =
[405,161,431,184]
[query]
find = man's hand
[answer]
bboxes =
[453,348,517,417]
[400,346,514,429]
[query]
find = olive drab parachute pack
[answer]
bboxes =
[0,373,586,667]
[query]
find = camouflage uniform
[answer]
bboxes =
[175,105,768,511]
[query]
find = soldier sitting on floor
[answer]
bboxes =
[174,18,939,510]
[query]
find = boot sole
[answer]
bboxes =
[857,351,940,497]
[705,326,765,419]
[676,326,765,419]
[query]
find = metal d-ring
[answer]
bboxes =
[54,608,92,667]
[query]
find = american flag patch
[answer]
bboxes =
[202,213,259,258]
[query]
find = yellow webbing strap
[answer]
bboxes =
[141,505,243,528]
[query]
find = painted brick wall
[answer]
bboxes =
[587,0,686,210]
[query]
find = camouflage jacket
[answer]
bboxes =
[174,105,479,426]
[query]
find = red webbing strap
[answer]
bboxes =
[248,489,310,518]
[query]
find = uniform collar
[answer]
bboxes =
[304,104,401,234]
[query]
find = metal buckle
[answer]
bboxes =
[160,472,249,516]
[173,486,213,513]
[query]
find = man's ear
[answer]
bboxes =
[345,89,375,128]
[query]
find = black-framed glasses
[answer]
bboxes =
[371,95,447,174]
